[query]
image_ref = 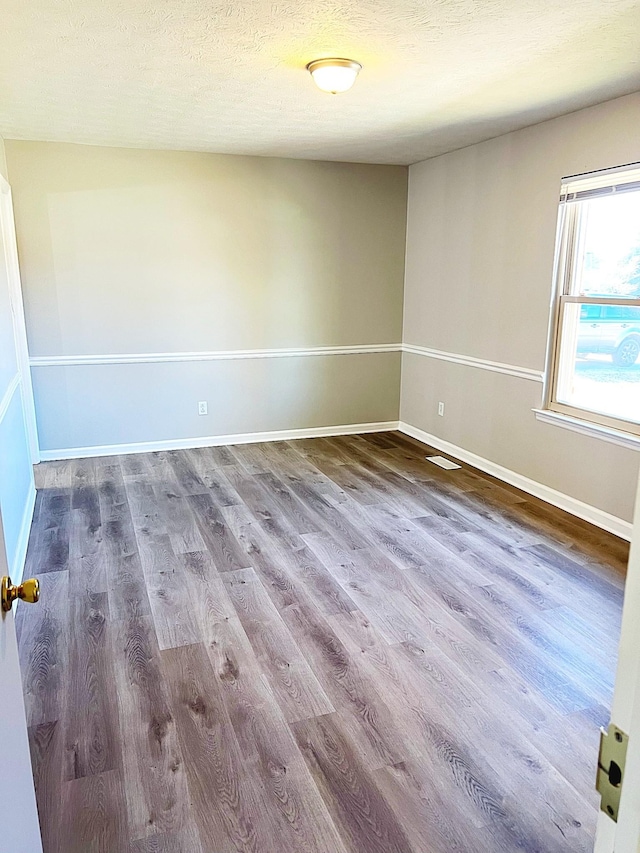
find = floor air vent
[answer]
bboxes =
[426,455,462,470]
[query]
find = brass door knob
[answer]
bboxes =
[1,576,40,612]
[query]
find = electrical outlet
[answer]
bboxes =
[198,401,208,416]
[438,401,445,417]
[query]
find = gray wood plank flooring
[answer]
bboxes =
[18,432,627,852]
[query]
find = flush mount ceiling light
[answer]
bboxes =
[306,58,362,94]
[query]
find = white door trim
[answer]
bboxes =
[594,472,640,852]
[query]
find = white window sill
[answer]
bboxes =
[533,409,640,451]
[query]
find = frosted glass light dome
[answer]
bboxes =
[307,59,362,94]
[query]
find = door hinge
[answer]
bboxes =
[596,723,628,822]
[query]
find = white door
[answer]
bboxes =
[0,175,38,465]
[0,505,43,853]
[595,471,640,853]
[0,166,43,852]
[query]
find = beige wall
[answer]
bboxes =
[8,96,639,525]
[6,142,407,453]
[402,91,640,524]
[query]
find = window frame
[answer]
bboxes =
[544,169,640,438]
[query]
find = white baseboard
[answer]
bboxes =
[38,421,401,462]
[12,482,37,583]
[36,418,631,540]
[399,421,632,541]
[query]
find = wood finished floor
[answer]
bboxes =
[16,431,627,853]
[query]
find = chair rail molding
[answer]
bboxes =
[30,343,542,385]
[30,343,402,366]
[0,373,21,424]
[402,343,544,382]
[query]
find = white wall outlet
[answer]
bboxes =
[438,401,445,417]
[198,401,208,416]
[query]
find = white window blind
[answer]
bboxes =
[560,164,640,203]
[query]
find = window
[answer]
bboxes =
[546,165,640,437]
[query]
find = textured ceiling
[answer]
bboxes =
[1,0,639,165]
